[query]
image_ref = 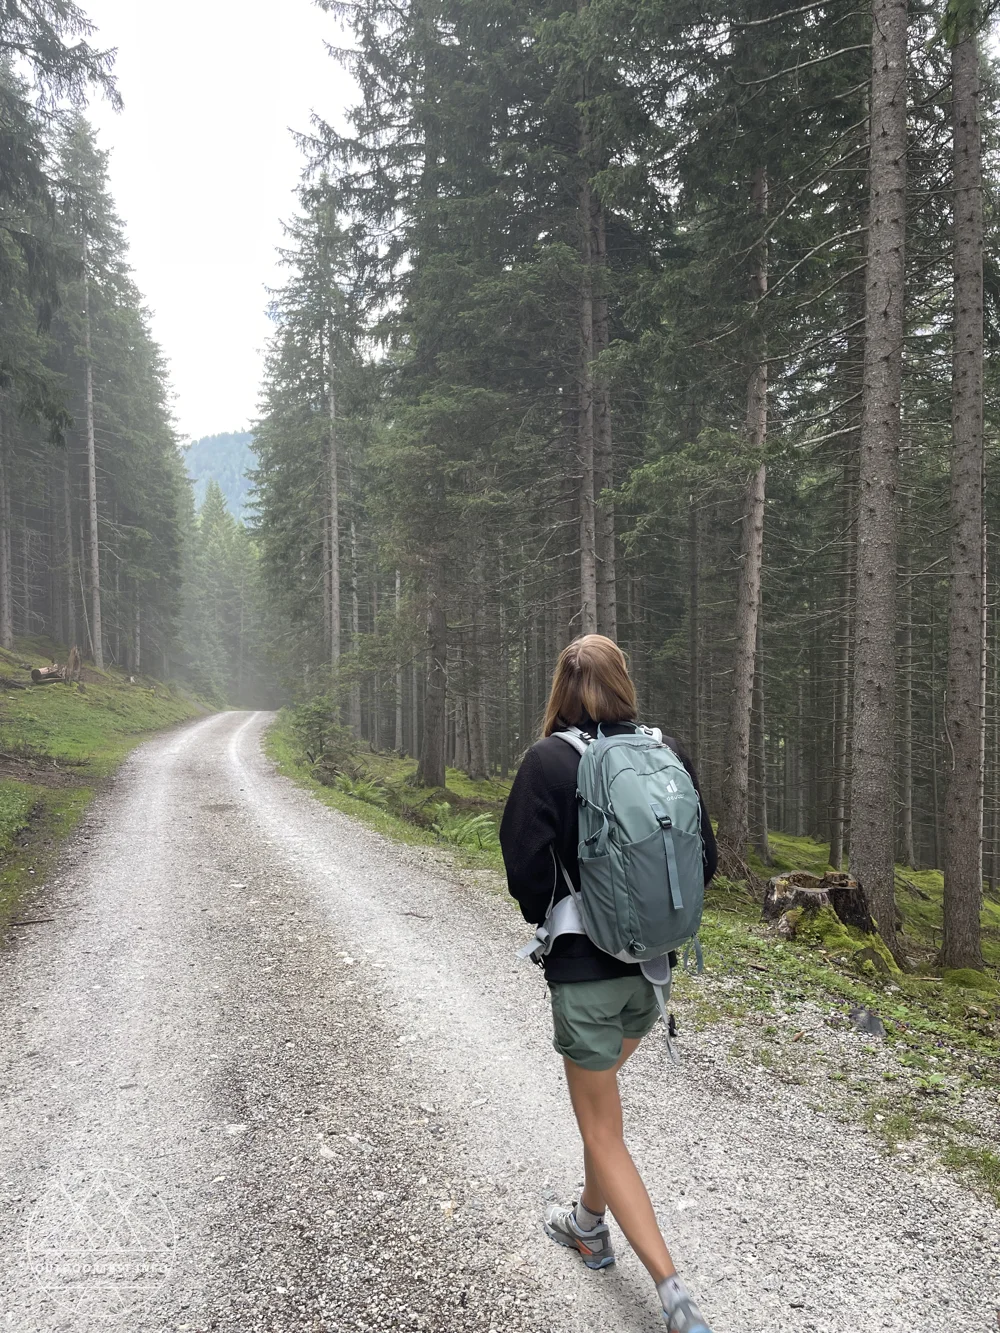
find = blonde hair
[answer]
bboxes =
[541,635,637,737]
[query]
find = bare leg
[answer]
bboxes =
[579,1036,639,1216]
[564,1046,676,1283]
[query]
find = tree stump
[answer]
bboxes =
[762,871,830,921]
[762,870,874,934]
[826,875,876,933]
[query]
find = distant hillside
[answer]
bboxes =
[183,431,256,518]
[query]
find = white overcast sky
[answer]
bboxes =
[84,0,354,442]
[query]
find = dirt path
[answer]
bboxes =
[0,711,995,1332]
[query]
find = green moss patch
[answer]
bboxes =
[942,968,999,994]
[790,905,900,975]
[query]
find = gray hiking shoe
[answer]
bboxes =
[662,1296,713,1332]
[543,1202,615,1270]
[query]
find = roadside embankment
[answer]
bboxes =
[0,637,205,924]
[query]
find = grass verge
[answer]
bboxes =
[0,637,205,924]
[264,709,509,874]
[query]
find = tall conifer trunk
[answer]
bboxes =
[63,456,76,649]
[717,165,768,865]
[418,572,447,788]
[578,167,598,634]
[989,598,998,893]
[349,515,362,735]
[395,570,404,753]
[0,410,12,651]
[829,266,863,869]
[899,529,916,867]
[328,329,341,669]
[941,11,986,970]
[593,201,616,639]
[688,500,701,762]
[577,7,598,635]
[851,0,908,959]
[829,464,855,870]
[82,238,103,669]
[751,612,771,863]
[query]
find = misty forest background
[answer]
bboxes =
[1,0,998,974]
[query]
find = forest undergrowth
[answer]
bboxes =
[269,709,1000,1207]
[0,637,204,925]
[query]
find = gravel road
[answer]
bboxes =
[0,710,996,1333]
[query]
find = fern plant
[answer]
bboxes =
[430,805,499,850]
[333,775,389,808]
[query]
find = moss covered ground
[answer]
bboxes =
[270,710,1000,1205]
[0,637,204,923]
[752,829,1000,972]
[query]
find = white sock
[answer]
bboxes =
[573,1199,604,1232]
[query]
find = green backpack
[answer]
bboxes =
[519,722,706,1052]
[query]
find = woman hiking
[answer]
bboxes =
[499,634,718,1333]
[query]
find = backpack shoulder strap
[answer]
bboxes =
[552,726,592,758]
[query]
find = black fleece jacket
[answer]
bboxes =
[499,721,718,983]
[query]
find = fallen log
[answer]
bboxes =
[28,647,81,686]
[30,664,66,685]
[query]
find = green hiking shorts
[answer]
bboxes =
[549,975,660,1071]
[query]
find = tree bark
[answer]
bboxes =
[19,509,29,636]
[417,574,447,787]
[63,455,76,650]
[717,165,768,866]
[989,595,998,894]
[322,515,331,647]
[941,13,986,970]
[751,610,771,864]
[328,328,341,669]
[578,176,598,635]
[371,579,380,749]
[349,515,362,734]
[577,23,598,636]
[829,486,853,870]
[930,606,942,868]
[0,411,12,651]
[899,530,916,867]
[82,238,104,670]
[593,199,616,640]
[850,0,907,962]
[467,557,488,780]
[411,660,420,759]
[688,499,701,764]
[395,569,404,753]
[717,463,766,862]
[78,514,93,661]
